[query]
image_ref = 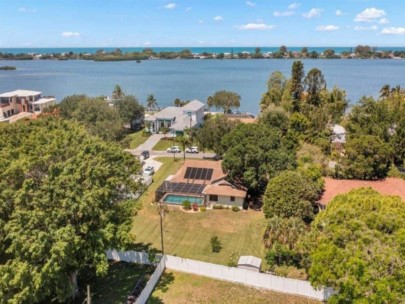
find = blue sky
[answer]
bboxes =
[0,0,404,47]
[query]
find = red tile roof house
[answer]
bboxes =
[155,159,247,208]
[318,177,405,209]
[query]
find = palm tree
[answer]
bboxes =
[146,94,158,111]
[112,85,124,100]
[176,135,189,161]
[379,84,391,99]
[263,216,307,250]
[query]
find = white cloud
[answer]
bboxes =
[274,11,295,17]
[336,10,342,16]
[18,7,37,13]
[143,41,151,46]
[379,18,389,24]
[354,8,386,22]
[246,1,256,7]
[236,23,274,30]
[164,3,176,10]
[288,2,300,10]
[381,27,405,35]
[303,8,322,19]
[354,25,378,31]
[185,7,192,12]
[316,25,339,31]
[61,32,81,38]
[214,16,223,21]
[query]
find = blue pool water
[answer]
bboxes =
[163,194,204,205]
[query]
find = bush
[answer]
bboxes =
[213,204,224,210]
[200,206,207,212]
[265,243,301,268]
[142,130,151,137]
[231,206,240,212]
[210,236,222,253]
[182,200,191,210]
[192,203,198,211]
[227,253,239,267]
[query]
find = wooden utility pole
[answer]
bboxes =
[159,201,165,254]
[87,285,91,304]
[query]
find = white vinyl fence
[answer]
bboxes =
[107,250,334,302]
[134,256,166,304]
[165,255,335,301]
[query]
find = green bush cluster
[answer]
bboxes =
[182,200,191,210]
[210,236,222,253]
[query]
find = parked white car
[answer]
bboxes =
[143,166,155,176]
[185,146,199,153]
[167,146,181,153]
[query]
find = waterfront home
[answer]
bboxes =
[0,90,56,122]
[145,99,204,136]
[155,159,247,208]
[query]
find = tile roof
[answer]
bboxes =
[203,181,247,198]
[319,177,405,205]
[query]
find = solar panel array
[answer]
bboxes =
[184,167,213,180]
[157,182,205,194]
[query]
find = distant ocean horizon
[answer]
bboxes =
[1,46,405,55]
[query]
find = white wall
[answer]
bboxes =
[206,195,244,208]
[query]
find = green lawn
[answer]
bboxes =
[127,130,150,149]
[152,138,177,151]
[86,261,154,304]
[148,270,320,304]
[131,158,267,266]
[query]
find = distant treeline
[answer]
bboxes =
[1,45,405,61]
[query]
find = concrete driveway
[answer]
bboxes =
[127,134,164,155]
[143,156,163,173]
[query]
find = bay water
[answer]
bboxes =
[1,59,404,114]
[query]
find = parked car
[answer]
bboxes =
[185,146,199,153]
[167,146,181,153]
[140,150,149,160]
[143,166,154,176]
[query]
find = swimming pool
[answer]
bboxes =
[163,194,204,205]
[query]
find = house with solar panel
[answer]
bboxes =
[144,99,205,136]
[155,159,247,208]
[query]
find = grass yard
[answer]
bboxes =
[152,138,177,151]
[131,158,267,266]
[85,261,154,304]
[127,130,150,149]
[148,270,320,304]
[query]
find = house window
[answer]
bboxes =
[209,195,218,202]
[230,196,235,202]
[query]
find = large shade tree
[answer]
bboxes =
[306,188,405,303]
[207,90,241,113]
[58,95,124,141]
[222,124,297,194]
[263,171,319,222]
[0,118,141,303]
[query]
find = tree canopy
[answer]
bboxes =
[207,90,241,113]
[58,95,125,141]
[222,124,297,194]
[263,171,319,222]
[306,188,405,303]
[114,95,144,126]
[0,118,141,303]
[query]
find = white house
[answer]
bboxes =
[0,90,56,122]
[145,99,205,136]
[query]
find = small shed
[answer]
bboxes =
[237,255,262,272]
